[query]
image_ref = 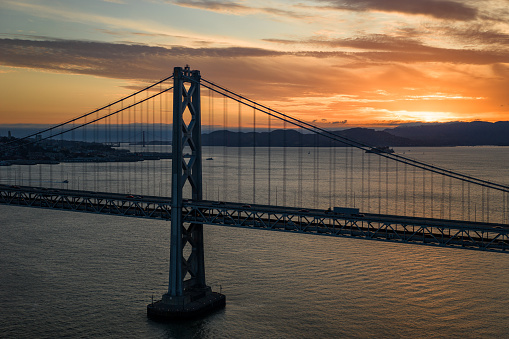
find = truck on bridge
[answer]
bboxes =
[333,207,360,216]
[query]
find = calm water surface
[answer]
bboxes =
[1,147,508,338]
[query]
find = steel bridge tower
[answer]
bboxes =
[147,66,226,320]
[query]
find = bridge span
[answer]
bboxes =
[2,184,507,253]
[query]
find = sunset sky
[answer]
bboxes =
[1,0,508,129]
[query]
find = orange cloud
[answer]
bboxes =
[0,36,508,127]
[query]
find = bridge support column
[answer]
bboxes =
[147,66,225,321]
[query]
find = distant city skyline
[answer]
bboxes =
[1,0,508,128]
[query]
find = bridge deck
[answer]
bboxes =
[1,185,507,253]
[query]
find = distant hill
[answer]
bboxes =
[202,128,413,147]
[202,122,509,147]
[386,121,509,146]
[338,128,416,146]
[3,121,508,147]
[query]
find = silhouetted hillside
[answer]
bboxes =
[203,122,509,147]
[4,121,507,147]
[202,128,413,147]
[338,128,416,146]
[386,121,509,146]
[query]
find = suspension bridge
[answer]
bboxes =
[1,66,508,320]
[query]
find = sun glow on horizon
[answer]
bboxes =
[384,110,464,123]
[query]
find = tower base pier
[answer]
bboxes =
[147,287,226,321]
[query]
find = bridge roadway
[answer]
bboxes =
[1,184,507,253]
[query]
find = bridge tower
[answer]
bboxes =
[147,66,226,320]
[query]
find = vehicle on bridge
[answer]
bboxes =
[333,207,360,216]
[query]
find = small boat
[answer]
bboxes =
[366,146,394,154]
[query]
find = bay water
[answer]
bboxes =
[0,146,508,338]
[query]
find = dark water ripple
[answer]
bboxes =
[1,205,508,338]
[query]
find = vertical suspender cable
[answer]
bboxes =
[144,92,148,195]
[133,95,137,194]
[152,90,156,197]
[501,191,504,224]
[139,94,143,194]
[146,91,150,194]
[486,188,490,223]
[412,166,416,217]
[0,144,3,185]
[143,92,147,196]
[422,169,425,218]
[360,148,365,211]
[440,175,445,219]
[430,171,434,218]
[367,150,371,212]
[449,176,452,220]
[403,160,407,216]
[237,102,241,202]
[314,132,318,208]
[36,138,41,185]
[208,89,214,200]
[120,101,124,193]
[505,191,508,224]
[332,139,336,208]
[283,119,287,206]
[461,180,465,221]
[378,154,381,214]
[329,137,332,208]
[350,147,354,208]
[166,89,171,197]
[144,93,148,196]
[223,96,227,202]
[104,110,108,192]
[83,115,87,191]
[128,103,132,194]
[60,125,64,189]
[344,145,350,207]
[385,156,389,213]
[481,186,485,222]
[71,121,75,190]
[159,83,163,197]
[49,130,53,188]
[268,112,271,205]
[298,126,303,207]
[467,182,471,221]
[94,109,98,192]
[395,160,398,215]
[253,106,256,204]
[27,151,32,186]
[112,105,118,193]
[332,139,336,209]
[503,191,506,224]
